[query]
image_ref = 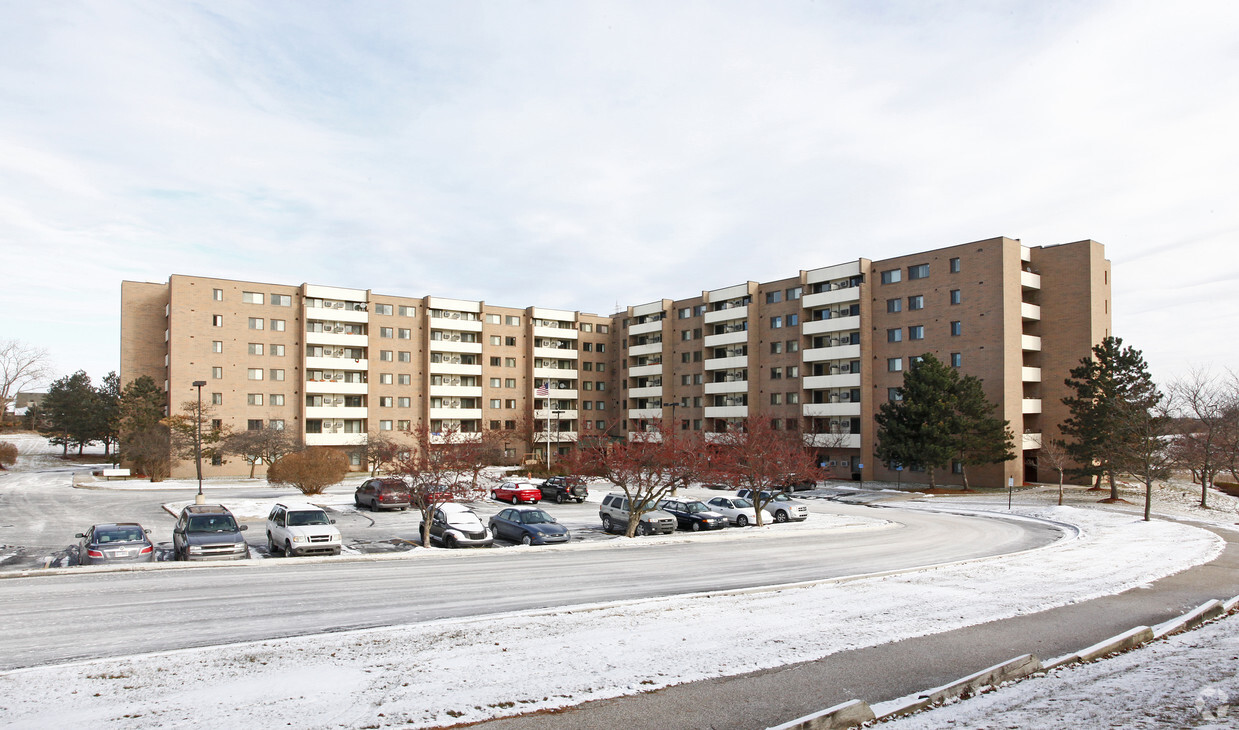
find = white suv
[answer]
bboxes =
[266,503,343,556]
[599,493,678,535]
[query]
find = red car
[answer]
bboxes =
[491,481,541,504]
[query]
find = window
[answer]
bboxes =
[270,394,285,406]
[363,303,387,315]
[212,366,223,379]
[771,367,783,380]
[248,317,264,330]
[950,257,961,273]
[270,319,285,331]
[888,357,903,372]
[888,388,903,401]
[505,358,516,367]
[909,325,924,340]
[581,323,594,332]
[909,264,929,280]
[212,315,223,327]
[506,316,520,326]
[247,419,263,431]
[490,377,502,388]
[398,374,410,385]
[787,286,802,300]
[502,336,515,346]
[210,341,223,354]
[788,366,799,378]
[771,316,783,329]
[398,351,411,363]
[596,382,605,391]
[694,373,703,384]
[771,393,783,405]
[505,399,516,409]
[887,328,902,343]
[582,362,593,371]
[269,368,285,381]
[399,306,416,317]
[247,368,263,380]
[248,343,264,356]
[908,295,924,310]
[210,393,223,405]
[597,363,606,372]
[599,325,609,334]
[681,352,691,363]
[242,292,264,304]
[486,313,501,324]
[787,340,799,353]
[271,294,291,306]
[596,401,605,410]
[380,420,393,431]
[950,289,961,305]
[771,342,783,354]
[952,460,964,474]
[582,401,593,410]
[380,327,394,338]
[583,381,593,390]
[397,328,410,340]
[490,398,503,409]
[951,352,962,367]
[379,373,393,384]
[881,269,902,284]
[380,350,393,361]
[212,288,223,301]
[505,378,516,388]
[379,396,393,407]
[490,356,502,366]
[765,291,783,304]
[787,313,799,326]
[887,298,902,313]
[951,321,962,336]
[247,393,263,405]
[582,342,593,352]
[787,392,800,404]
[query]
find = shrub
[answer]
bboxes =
[266,448,348,495]
[0,441,16,469]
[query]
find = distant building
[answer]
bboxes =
[120,236,1110,487]
[8,391,45,416]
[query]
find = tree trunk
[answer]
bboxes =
[1108,470,1118,501]
[1201,481,1209,509]
[1144,478,1153,521]
[927,466,936,490]
[960,464,970,491]
[249,461,257,479]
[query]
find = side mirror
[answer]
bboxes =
[74,533,85,538]
[239,525,249,531]
[144,529,151,534]
[329,519,336,524]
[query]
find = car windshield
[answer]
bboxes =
[772,493,791,502]
[187,515,237,533]
[684,502,709,513]
[521,510,553,524]
[733,498,753,508]
[288,511,330,526]
[96,528,144,543]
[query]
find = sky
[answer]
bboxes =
[2,0,1237,388]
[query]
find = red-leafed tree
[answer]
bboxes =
[703,415,823,526]
[394,423,490,548]
[565,419,701,537]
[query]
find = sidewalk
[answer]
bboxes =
[477,523,1239,730]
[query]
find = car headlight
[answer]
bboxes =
[292,535,307,543]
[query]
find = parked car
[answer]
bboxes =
[355,477,411,511]
[488,507,571,545]
[656,499,728,531]
[492,481,542,504]
[266,503,343,556]
[539,475,589,503]
[422,503,493,548]
[704,496,775,527]
[735,489,810,523]
[776,476,819,492]
[411,486,454,509]
[598,493,677,535]
[75,523,155,565]
[173,504,250,561]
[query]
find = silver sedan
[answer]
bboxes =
[75,523,156,565]
[704,496,776,527]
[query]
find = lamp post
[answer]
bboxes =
[192,380,207,504]
[503,440,510,465]
[550,409,565,472]
[665,400,680,430]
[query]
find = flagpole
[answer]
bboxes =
[546,389,553,471]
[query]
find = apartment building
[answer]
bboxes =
[120,236,1109,487]
[120,278,619,479]
[615,237,1110,489]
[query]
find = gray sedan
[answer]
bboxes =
[75,523,156,565]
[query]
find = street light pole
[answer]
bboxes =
[192,380,207,505]
[551,409,565,472]
[665,400,679,429]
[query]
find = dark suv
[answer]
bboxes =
[355,477,411,510]
[539,476,589,504]
[173,504,250,561]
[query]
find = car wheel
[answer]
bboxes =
[737,514,748,527]
[601,515,613,532]
[691,521,701,532]
[284,540,294,557]
[355,496,362,508]
[521,534,533,546]
[636,522,649,537]
[491,491,499,500]
[445,534,458,549]
[267,533,278,554]
[532,499,539,504]
[775,510,789,523]
[556,494,565,504]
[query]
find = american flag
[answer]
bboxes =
[535,381,550,397]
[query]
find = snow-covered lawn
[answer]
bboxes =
[0,505,1222,729]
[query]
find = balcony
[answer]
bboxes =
[1022,366,1042,383]
[1021,270,1041,290]
[803,433,860,449]
[429,317,482,332]
[628,319,663,336]
[802,402,861,418]
[429,339,482,354]
[305,331,367,347]
[802,288,861,309]
[306,307,367,324]
[804,373,861,390]
[803,344,860,363]
[628,407,662,420]
[704,380,748,395]
[429,431,482,444]
[304,432,367,446]
[534,409,579,422]
[305,380,367,395]
[429,407,483,420]
[532,388,578,400]
[1022,398,1042,414]
[1021,302,1041,321]
[305,356,368,372]
[534,346,579,360]
[703,304,748,325]
[1021,334,1042,351]
[629,342,663,357]
[703,330,748,347]
[536,431,578,443]
[305,406,368,420]
[629,363,662,377]
[429,361,483,376]
[803,315,860,336]
[533,325,578,340]
[1022,432,1042,450]
[428,384,483,398]
[703,355,749,371]
[533,367,578,380]
[704,405,749,418]
[629,386,663,399]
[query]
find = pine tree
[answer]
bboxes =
[41,371,98,455]
[952,374,1016,490]
[875,354,959,488]
[94,371,121,456]
[1060,336,1158,501]
[119,375,171,480]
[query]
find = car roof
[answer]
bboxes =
[274,503,324,511]
[182,504,232,515]
[89,522,143,530]
[439,502,474,513]
[508,505,548,512]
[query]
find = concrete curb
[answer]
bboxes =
[768,699,875,730]
[1223,593,1239,613]
[870,654,1042,720]
[1152,599,1225,639]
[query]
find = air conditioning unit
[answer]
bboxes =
[451,334,461,341]
[335,397,345,405]
[333,302,344,309]
[450,377,460,385]
[334,326,344,333]
[450,356,461,364]
[840,364,851,373]
[333,374,344,381]
[841,392,851,401]
[451,312,460,319]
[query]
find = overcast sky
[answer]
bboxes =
[2,0,1236,388]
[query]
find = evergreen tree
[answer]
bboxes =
[41,371,98,455]
[1060,336,1158,500]
[119,375,170,480]
[94,371,121,457]
[875,354,959,488]
[953,374,1016,490]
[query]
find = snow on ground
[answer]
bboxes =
[884,612,1239,729]
[0,506,1222,729]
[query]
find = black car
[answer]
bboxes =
[539,475,589,504]
[488,507,571,545]
[656,499,728,531]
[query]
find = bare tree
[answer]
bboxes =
[703,415,822,526]
[0,340,51,419]
[363,430,406,477]
[1032,439,1074,506]
[1114,391,1175,521]
[163,399,232,477]
[1168,369,1234,507]
[227,427,302,478]
[267,447,348,495]
[393,423,490,548]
